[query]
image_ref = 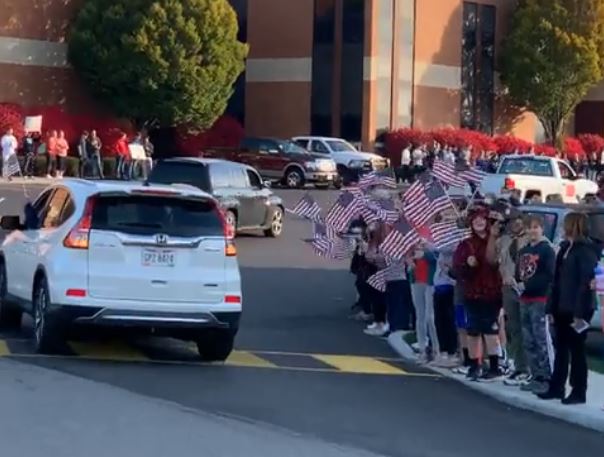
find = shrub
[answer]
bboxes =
[534,144,557,156]
[176,115,245,156]
[0,104,25,140]
[493,135,533,154]
[563,137,585,159]
[577,133,604,155]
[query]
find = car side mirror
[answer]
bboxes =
[0,215,22,231]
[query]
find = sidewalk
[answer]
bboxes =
[388,331,604,433]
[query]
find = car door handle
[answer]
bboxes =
[203,247,221,252]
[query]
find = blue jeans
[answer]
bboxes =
[386,280,413,332]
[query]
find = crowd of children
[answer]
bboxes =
[351,198,601,405]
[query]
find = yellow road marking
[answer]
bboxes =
[226,350,277,368]
[313,354,407,375]
[69,341,148,361]
[0,340,10,356]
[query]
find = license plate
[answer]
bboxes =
[141,249,175,267]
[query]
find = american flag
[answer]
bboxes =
[290,193,321,221]
[358,170,397,190]
[430,221,471,250]
[359,198,400,225]
[432,158,465,187]
[367,259,405,291]
[402,173,433,226]
[457,163,487,185]
[325,190,362,232]
[2,154,21,178]
[311,221,353,259]
[425,181,454,216]
[379,215,421,260]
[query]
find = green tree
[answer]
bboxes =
[500,0,604,146]
[68,0,248,130]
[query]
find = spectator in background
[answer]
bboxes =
[78,131,90,178]
[22,132,36,179]
[540,212,599,405]
[55,130,69,179]
[433,241,459,367]
[443,146,456,166]
[46,130,58,178]
[1,127,18,180]
[87,130,104,179]
[115,132,130,180]
[399,144,412,184]
[363,223,389,337]
[143,134,154,178]
[411,144,425,177]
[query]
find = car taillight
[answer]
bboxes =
[504,177,516,190]
[63,197,96,249]
[215,207,237,257]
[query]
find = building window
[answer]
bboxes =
[340,0,365,142]
[461,2,495,134]
[226,0,247,126]
[311,0,336,136]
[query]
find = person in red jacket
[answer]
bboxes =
[453,206,503,381]
[115,133,130,180]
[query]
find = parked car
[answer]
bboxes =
[481,155,597,203]
[148,158,285,238]
[520,203,604,330]
[203,137,338,189]
[292,136,390,185]
[0,180,242,360]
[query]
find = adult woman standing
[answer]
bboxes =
[539,212,599,404]
[363,223,389,337]
[56,130,69,178]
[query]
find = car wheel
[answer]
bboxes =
[0,260,22,329]
[314,183,330,190]
[264,207,284,238]
[196,329,235,362]
[225,210,237,236]
[32,276,62,354]
[333,176,343,190]
[285,168,304,189]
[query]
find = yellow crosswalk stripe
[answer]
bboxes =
[69,341,148,361]
[312,354,407,375]
[0,340,10,356]
[226,350,277,368]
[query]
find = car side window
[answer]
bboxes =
[210,163,232,188]
[241,138,259,150]
[229,166,249,188]
[246,169,262,189]
[28,189,54,229]
[558,162,574,179]
[41,188,70,229]
[310,140,329,154]
[294,139,309,150]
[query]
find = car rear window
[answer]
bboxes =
[499,159,553,177]
[91,196,223,237]
[148,161,211,193]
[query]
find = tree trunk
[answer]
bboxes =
[541,116,567,149]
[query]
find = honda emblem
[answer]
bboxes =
[155,234,169,246]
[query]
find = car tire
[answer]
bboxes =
[0,260,22,330]
[284,168,304,189]
[264,207,284,238]
[314,183,330,190]
[333,176,343,190]
[225,210,237,236]
[196,329,235,362]
[32,275,63,354]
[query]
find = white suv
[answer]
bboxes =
[0,180,242,360]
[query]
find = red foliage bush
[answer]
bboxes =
[0,103,25,141]
[534,144,557,157]
[493,135,532,154]
[384,128,428,166]
[577,134,604,155]
[176,115,245,156]
[563,137,585,159]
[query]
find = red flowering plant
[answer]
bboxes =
[384,128,427,166]
[563,137,585,160]
[533,144,557,157]
[577,134,604,156]
[493,135,532,155]
[0,103,25,141]
[176,115,245,157]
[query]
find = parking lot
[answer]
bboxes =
[0,182,603,457]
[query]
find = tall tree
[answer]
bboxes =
[68,0,248,130]
[500,0,604,146]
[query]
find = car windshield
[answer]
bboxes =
[326,140,357,152]
[275,140,309,155]
[499,158,553,177]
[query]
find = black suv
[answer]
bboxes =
[148,158,285,237]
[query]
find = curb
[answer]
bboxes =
[387,334,604,433]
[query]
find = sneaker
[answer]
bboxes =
[452,366,470,376]
[432,354,459,368]
[530,379,550,395]
[364,323,389,336]
[46,174,52,179]
[350,311,373,322]
[466,366,481,381]
[480,368,505,383]
[520,379,541,392]
[503,371,530,387]
[411,342,420,353]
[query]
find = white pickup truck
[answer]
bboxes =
[292,136,390,185]
[480,155,598,203]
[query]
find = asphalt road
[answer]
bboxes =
[0,180,603,457]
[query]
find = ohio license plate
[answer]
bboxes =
[141,249,175,267]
